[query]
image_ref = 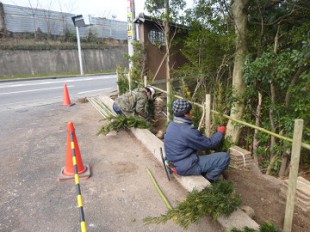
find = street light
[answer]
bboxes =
[72,15,86,76]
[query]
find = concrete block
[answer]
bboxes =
[130,128,163,164]
[240,205,255,219]
[174,175,211,191]
[218,208,259,231]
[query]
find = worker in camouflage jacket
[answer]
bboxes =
[113,87,155,120]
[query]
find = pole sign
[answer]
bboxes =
[127,0,134,40]
[71,15,85,27]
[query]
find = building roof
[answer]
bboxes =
[134,12,189,30]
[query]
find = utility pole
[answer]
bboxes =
[72,15,86,76]
[75,26,84,75]
[127,0,136,91]
[127,0,136,70]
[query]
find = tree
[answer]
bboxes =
[243,0,310,175]
[145,0,186,120]
[226,0,249,143]
[175,0,234,106]
[142,0,310,176]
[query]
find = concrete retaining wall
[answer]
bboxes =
[0,46,128,77]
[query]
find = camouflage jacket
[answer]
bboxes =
[115,88,149,117]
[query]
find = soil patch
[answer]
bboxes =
[225,165,310,232]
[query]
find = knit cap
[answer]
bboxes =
[172,99,192,117]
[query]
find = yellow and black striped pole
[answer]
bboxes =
[70,130,87,232]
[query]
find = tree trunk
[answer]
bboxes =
[279,148,290,177]
[279,62,305,176]
[164,0,171,121]
[253,92,262,166]
[265,25,279,175]
[226,0,249,143]
[266,85,277,175]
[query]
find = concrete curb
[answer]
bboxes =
[97,96,260,231]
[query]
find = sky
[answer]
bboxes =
[1,0,193,22]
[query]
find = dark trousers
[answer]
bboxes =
[184,152,230,181]
[113,103,123,115]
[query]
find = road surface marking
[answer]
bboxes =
[0,85,74,95]
[77,88,113,95]
[0,75,116,89]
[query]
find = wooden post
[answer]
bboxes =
[144,75,148,87]
[166,80,171,122]
[283,119,304,232]
[205,94,211,137]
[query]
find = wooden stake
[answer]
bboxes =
[205,94,211,137]
[144,75,147,87]
[283,119,304,232]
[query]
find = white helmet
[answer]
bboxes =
[146,87,155,99]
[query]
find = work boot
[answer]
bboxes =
[205,175,224,184]
[222,170,229,179]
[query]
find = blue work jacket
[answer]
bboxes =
[164,116,224,174]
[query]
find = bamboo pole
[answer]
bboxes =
[283,119,304,232]
[146,168,172,210]
[205,94,211,137]
[198,104,205,131]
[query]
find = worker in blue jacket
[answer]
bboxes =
[164,99,230,182]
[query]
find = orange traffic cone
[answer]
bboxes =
[63,84,73,106]
[57,122,91,182]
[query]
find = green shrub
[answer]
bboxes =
[144,181,241,229]
[97,115,154,135]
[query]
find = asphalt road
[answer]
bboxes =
[0,74,117,112]
[0,95,223,231]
